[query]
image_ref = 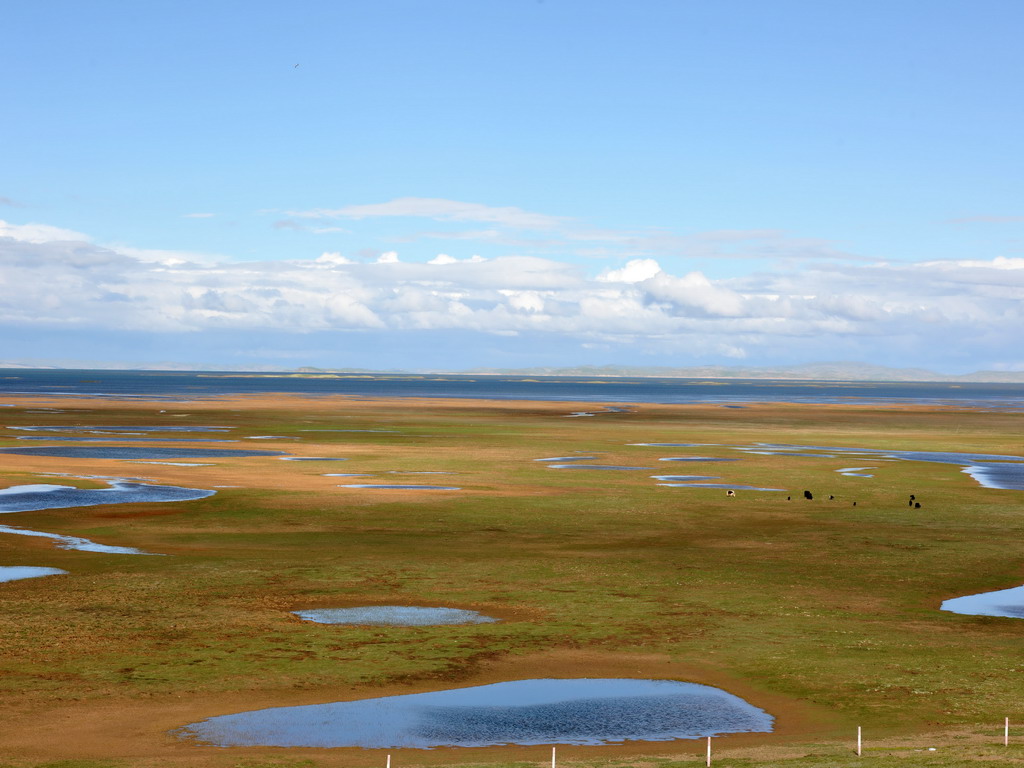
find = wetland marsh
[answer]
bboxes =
[0,381,1023,768]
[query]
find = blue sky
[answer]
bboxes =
[2,0,1022,372]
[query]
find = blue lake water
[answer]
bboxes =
[4,370,1024,410]
[0,446,285,460]
[293,606,498,626]
[0,565,68,583]
[178,678,773,748]
[941,586,1024,619]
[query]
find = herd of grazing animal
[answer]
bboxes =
[723,489,920,510]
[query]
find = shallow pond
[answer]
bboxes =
[279,457,348,461]
[657,483,786,491]
[0,446,285,460]
[941,585,1024,618]
[534,456,598,462]
[178,678,773,748]
[0,565,68,583]
[0,481,214,513]
[628,443,710,447]
[961,463,1024,490]
[651,475,720,482]
[658,457,739,463]
[293,606,498,626]
[337,484,461,490]
[9,425,230,432]
[15,436,235,442]
[836,467,875,478]
[747,443,1024,489]
[0,524,158,555]
[546,464,649,470]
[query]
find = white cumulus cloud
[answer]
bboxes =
[2,221,1022,370]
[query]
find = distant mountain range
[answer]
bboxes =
[2,361,1023,383]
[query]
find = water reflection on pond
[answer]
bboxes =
[294,606,498,625]
[179,678,773,748]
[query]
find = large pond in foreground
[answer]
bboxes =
[941,585,1024,619]
[179,678,773,748]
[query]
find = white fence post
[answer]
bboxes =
[1006,717,1010,747]
[386,755,391,768]
[857,726,862,756]
[706,736,711,767]
[552,746,556,768]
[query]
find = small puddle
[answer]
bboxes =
[0,566,68,583]
[941,586,1024,619]
[628,443,710,447]
[293,606,498,625]
[534,456,598,462]
[0,446,285,459]
[279,457,348,462]
[9,425,230,432]
[177,678,773,748]
[337,484,461,490]
[656,483,786,491]
[659,457,739,463]
[836,467,875,478]
[546,465,649,470]
[14,436,235,442]
[651,475,720,482]
[0,524,159,555]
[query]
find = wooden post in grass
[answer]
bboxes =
[857,726,862,756]
[706,736,711,766]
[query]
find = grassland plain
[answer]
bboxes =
[1,394,1024,768]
